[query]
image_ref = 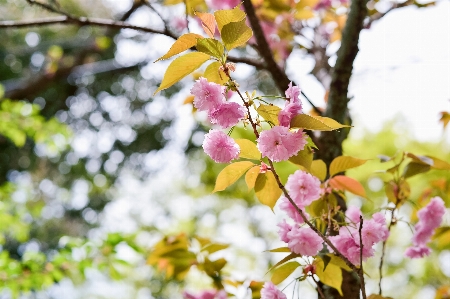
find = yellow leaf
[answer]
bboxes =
[195,12,216,38]
[310,159,327,181]
[294,9,315,20]
[221,19,253,50]
[254,171,282,209]
[271,261,301,285]
[213,161,255,192]
[439,111,450,129]
[296,0,320,9]
[203,61,227,84]
[330,29,342,43]
[155,33,203,62]
[235,139,261,160]
[155,52,210,94]
[214,5,246,32]
[325,253,351,272]
[291,114,350,131]
[427,155,450,170]
[329,175,367,198]
[329,156,367,177]
[289,147,313,170]
[245,165,260,190]
[314,258,343,296]
[268,247,291,252]
[183,95,195,105]
[257,104,281,125]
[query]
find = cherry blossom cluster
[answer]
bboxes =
[404,196,446,258]
[328,207,389,265]
[277,170,324,256]
[192,78,307,164]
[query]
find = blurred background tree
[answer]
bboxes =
[0,0,448,298]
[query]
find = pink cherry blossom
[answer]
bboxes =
[257,126,307,162]
[285,170,321,208]
[191,77,225,112]
[278,102,302,127]
[202,130,239,163]
[405,245,432,259]
[285,82,301,104]
[260,282,287,299]
[209,102,245,128]
[277,220,293,243]
[346,206,362,224]
[279,196,309,224]
[287,226,323,256]
[329,211,389,265]
[405,197,446,259]
[183,290,227,299]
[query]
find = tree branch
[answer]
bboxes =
[316,0,368,166]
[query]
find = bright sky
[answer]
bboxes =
[287,0,450,143]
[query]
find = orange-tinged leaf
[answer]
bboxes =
[271,261,301,285]
[235,139,261,160]
[155,33,203,62]
[213,161,255,192]
[329,175,366,198]
[196,12,216,38]
[254,171,282,209]
[155,52,210,94]
[214,5,246,32]
[329,156,367,177]
[245,165,260,191]
[291,114,350,131]
[310,159,327,181]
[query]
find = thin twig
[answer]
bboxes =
[183,0,190,33]
[311,276,326,299]
[378,208,395,295]
[358,215,367,299]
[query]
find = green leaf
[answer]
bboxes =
[214,6,246,32]
[329,156,367,177]
[329,175,367,198]
[310,159,327,181]
[245,165,260,190]
[0,84,4,99]
[155,52,210,94]
[196,38,224,59]
[235,139,261,160]
[289,147,313,170]
[314,258,343,296]
[221,19,253,51]
[213,161,255,192]
[256,104,281,125]
[290,114,350,131]
[204,61,227,84]
[271,261,301,285]
[155,33,203,62]
[403,162,431,178]
[254,171,282,209]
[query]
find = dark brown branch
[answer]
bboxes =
[0,16,176,38]
[241,0,322,115]
[365,1,413,28]
[358,216,367,299]
[316,0,368,166]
